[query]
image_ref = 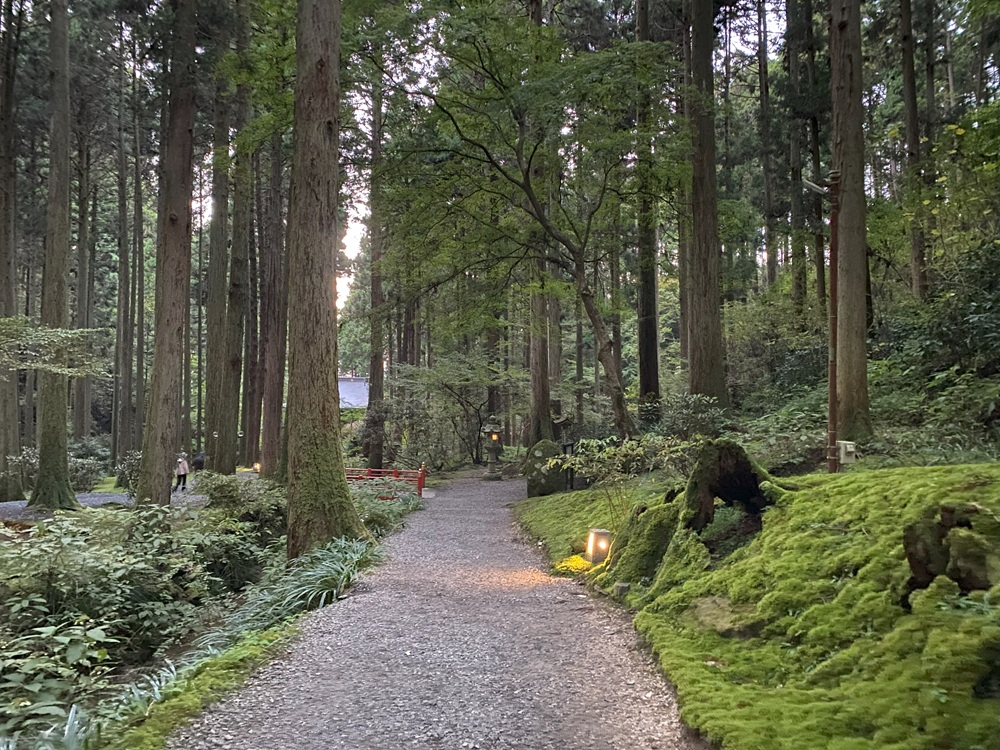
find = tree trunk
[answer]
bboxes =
[113,27,133,465]
[286,0,366,558]
[72,140,91,439]
[830,0,872,441]
[575,262,637,438]
[205,36,231,472]
[365,56,386,470]
[761,1,778,290]
[0,0,23,501]
[901,0,926,299]
[786,0,807,310]
[135,0,197,504]
[689,0,729,405]
[259,129,286,478]
[219,16,252,475]
[636,0,660,417]
[244,149,263,467]
[528,253,554,445]
[133,73,146,452]
[31,0,76,510]
[23,255,35,448]
[804,0,826,310]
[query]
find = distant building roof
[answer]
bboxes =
[339,376,369,408]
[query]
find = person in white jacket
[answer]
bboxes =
[174,453,190,492]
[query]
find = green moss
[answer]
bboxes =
[519,462,1000,750]
[593,502,680,591]
[98,625,295,750]
[554,554,593,576]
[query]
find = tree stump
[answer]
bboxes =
[683,439,775,532]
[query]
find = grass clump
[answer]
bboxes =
[98,626,293,750]
[517,462,1000,750]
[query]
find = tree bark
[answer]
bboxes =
[804,0,826,311]
[133,70,146,452]
[636,0,660,416]
[761,0,778,290]
[528,253,554,445]
[830,0,872,441]
[786,0,807,310]
[365,57,386,469]
[218,0,251,473]
[901,0,926,299]
[259,129,286,478]
[205,32,231,472]
[135,0,197,504]
[72,140,91,439]
[689,0,729,405]
[286,0,366,558]
[31,0,76,510]
[0,0,23,502]
[113,26,133,464]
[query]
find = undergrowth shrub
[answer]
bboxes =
[4,448,104,493]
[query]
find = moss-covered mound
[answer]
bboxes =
[517,462,1000,750]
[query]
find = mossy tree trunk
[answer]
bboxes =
[285,0,366,559]
[135,0,197,505]
[31,0,76,511]
[683,439,774,532]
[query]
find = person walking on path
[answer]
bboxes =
[174,453,190,492]
[167,476,710,750]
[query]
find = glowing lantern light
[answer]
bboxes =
[585,528,611,564]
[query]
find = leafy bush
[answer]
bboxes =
[113,451,141,498]
[351,481,423,538]
[5,448,105,493]
[0,623,115,736]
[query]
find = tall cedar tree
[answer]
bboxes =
[688,0,729,405]
[285,0,366,558]
[635,0,660,416]
[135,0,198,504]
[205,24,231,473]
[31,0,77,510]
[218,0,252,475]
[259,128,286,477]
[830,0,872,440]
[0,8,20,498]
[0,0,23,502]
[365,46,386,470]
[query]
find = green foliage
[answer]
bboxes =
[112,452,142,499]
[518,464,1000,750]
[0,623,115,736]
[0,318,106,378]
[350,481,423,538]
[4,448,104,494]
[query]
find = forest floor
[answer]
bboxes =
[165,474,712,750]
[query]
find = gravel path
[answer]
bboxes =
[0,489,205,521]
[169,476,711,750]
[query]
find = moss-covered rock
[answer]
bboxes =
[525,440,566,498]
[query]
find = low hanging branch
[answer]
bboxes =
[0,317,106,377]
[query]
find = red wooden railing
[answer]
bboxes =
[344,463,426,497]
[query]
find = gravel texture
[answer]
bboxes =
[169,475,712,750]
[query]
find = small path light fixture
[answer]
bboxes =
[482,415,503,480]
[585,528,611,564]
